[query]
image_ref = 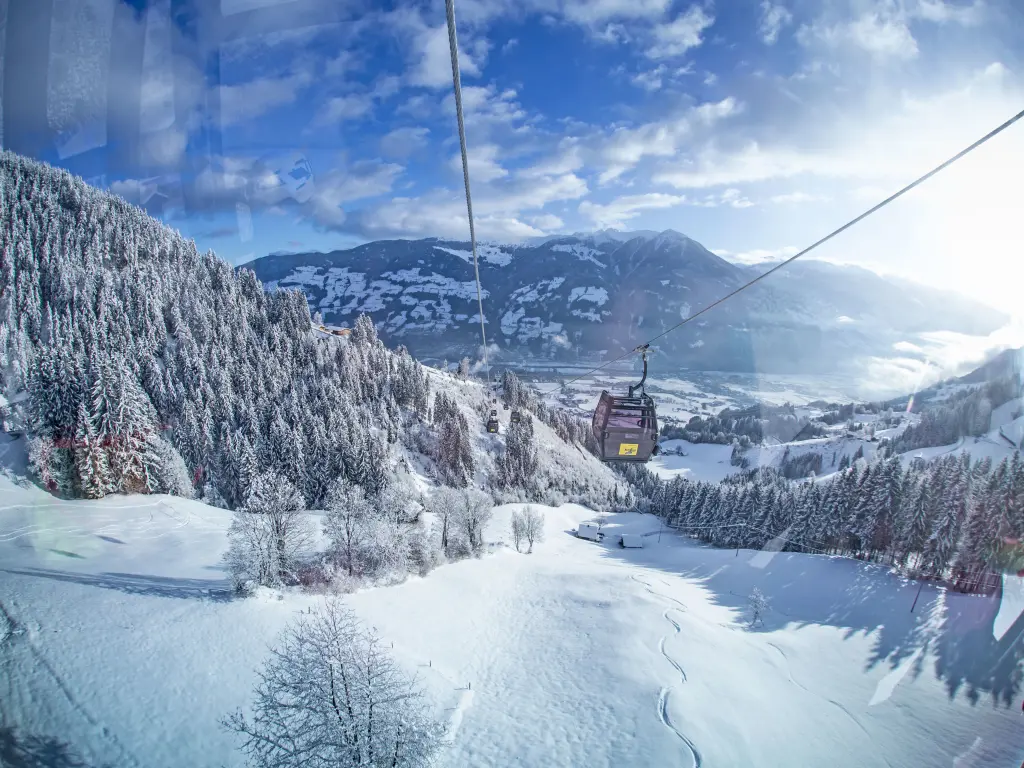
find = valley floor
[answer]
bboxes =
[0,477,1021,767]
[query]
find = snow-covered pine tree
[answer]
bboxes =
[433,393,474,488]
[495,414,538,492]
[73,400,111,499]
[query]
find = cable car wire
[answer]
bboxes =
[445,0,490,383]
[550,105,1024,394]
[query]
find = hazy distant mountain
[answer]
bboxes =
[243,230,1007,373]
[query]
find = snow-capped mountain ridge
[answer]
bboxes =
[244,231,1006,373]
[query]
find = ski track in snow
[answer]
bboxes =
[632,575,700,768]
[765,640,894,768]
[657,687,702,768]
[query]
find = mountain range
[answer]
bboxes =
[243,230,1006,374]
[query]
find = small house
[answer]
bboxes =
[577,522,603,542]
[620,534,643,549]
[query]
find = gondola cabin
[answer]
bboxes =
[510,410,522,424]
[486,410,499,433]
[592,392,658,462]
[590,344,659,463]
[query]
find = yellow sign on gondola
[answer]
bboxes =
[619,443,639,456]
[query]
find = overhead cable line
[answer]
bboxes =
[550,106,1024,394]
[445,0,490,383]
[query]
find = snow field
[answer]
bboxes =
[3,479,1021,767]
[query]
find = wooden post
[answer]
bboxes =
[910,579,925,613]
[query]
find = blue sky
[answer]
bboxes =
[5,0,1024,312]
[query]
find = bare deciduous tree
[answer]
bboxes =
[325,478,373,577]
[522,506,544,554]
[223,599,444,767]
[225,471,313,592]
[510,510,525,553]
[425,487,460,556]
[456,489,493,555]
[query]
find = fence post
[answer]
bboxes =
[910,579,925,613]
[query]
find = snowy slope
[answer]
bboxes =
[649,440,738,483]
[2,477,1020,767]
[649,409,1022,484]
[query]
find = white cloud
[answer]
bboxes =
[648,5,715,59]
[631,66,666,91]
[594,22,631,44]
[324,51,358,78]
[913,0,985,25]
[372,74,402,100]
[140,128,187,167]
[314,94,374,125]
[530,213,565,231]
[687,188,755,208]
[561,0,673,25]
[850,13,919,58]
[717,188,754,208]
[798,12,919,59]
[849,184,891,201]
[380,127,430,158]
[653,141,865,188]
[410,24,462,88]
[693,97,742,123]
[110,177,163,206]
[655,61,1020,191]
[769,191,827,204]
[357,195,541,241]
[450,143,509,183]
[594,97,740,183]
[308,161,403,228]
[893,340,924,353]
[796,0,984,62]
[396,94,433,119]
[759,2,793,45]
[579,192,686,228]
[443,84,528,128]
[219,69,313,126]
[355,171,587,241]
[599,123,678,183]
[393,8,485,90]
[719,246,799,264]
[518,139,584,178]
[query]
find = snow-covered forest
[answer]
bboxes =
[0,152,621,589]
[639,451,1023,594]
[663,402,828,445]
[891,376,1019,453]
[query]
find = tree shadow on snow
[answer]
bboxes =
[594,531,1024,709]
[2,568,234,602]
[0,725,112,768]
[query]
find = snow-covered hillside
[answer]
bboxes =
[244,230,1006,375]
[2,475,1019,767]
